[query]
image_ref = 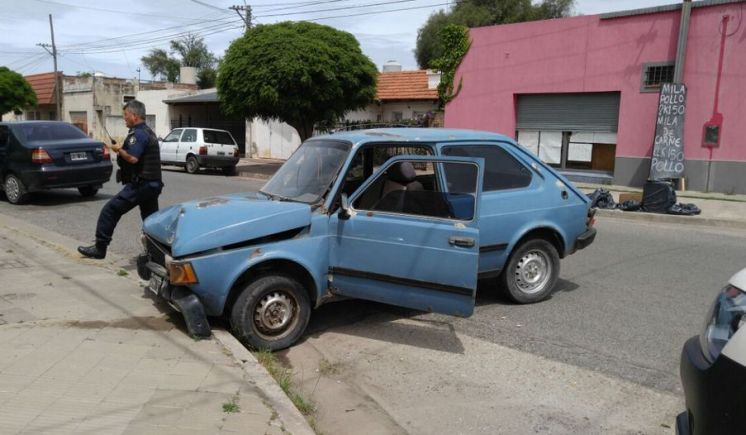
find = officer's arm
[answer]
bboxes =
[112,145,139,164]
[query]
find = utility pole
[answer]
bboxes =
[37,14,61,121]
[229,3,252,31]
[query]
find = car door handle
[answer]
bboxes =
[449,236,475,248]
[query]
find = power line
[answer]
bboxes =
[299,0,459,21]
[255,0,416,18]
[189,0,233,12]
[29,0,229,22]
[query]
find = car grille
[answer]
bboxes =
[145,236,170,268]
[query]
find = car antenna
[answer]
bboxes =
[101,123,117,145]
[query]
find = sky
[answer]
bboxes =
[0,0,681,80]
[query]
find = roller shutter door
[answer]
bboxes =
[516,92,620,132]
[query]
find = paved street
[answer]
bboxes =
[2,170,746,433]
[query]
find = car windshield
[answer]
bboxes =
[261,140,351,204]
[203,130,235,145]
[16,123,88,142]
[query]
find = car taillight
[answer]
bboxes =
[233,147,239,158]
[586,207,596,228]
[31,148,53,164]
[102,145,110,159]
[199,146,207,155]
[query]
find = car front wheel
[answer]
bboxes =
[230,274,311,351]
[185,156,200,174]
[4,174,28,204]
[500,239,560,304]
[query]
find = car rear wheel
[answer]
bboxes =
[78,186,99,197]
[4,174,28,205]
[500,239,559,304]
[185,156,200,174]
[230,274,311,351]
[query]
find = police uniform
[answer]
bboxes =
[93,122,163,251]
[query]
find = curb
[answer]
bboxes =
[214,330,315,435]
[0,213,314,435]
[595,208,746,231]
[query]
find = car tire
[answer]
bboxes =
[185,156,200,174]
[230,274,311,351]
[78,186,99,197]
[500,239,560,304]
[223,165,237,176]
[4,174,28,205]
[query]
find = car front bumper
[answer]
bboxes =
[140,257,211,339]
[677,336,746,435]
[21,162,113,191]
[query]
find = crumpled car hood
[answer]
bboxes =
[143,192,311,257]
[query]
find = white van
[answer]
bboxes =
[159,127,240,174]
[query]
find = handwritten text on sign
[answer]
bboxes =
[650,83,686,179]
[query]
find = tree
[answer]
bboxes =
[141,48,179,82]
[141,34,217,88]
[217,22,377,142]
[415,0,575,69]
[0,67,37,121]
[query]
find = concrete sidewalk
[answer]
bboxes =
[236,157,746,230]
[0,214,314,435]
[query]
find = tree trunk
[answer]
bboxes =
[291,120,314,143]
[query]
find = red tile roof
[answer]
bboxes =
[377,70,438,101]
[24,72,60,105]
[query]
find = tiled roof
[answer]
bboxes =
[24,72,60,105]
[377,70,438,101]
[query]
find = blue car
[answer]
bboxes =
[138,128,596,350]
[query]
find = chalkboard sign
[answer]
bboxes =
[650,83,687,180]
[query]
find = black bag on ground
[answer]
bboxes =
[587,188,616,209]
[618,199,642,211]
[668,203,702,216]
[642,180,676,213]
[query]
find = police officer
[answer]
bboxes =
[78,100,163,259]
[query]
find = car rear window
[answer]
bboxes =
[203,130,235,145]
[15,123,88,142]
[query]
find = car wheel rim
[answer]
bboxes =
[253,291,298,340]
[5,178,19,202]
[514,250,551,294]
[187,159,196,172]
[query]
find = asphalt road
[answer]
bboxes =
[3,170,746,432]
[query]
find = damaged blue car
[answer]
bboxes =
[138,128,596,350]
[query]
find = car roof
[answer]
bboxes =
[0,121,71,126]
[312,128,515,148]
[172,127,230,133]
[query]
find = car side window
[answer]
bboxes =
[443,144,532,191]
[163,129,182,142]
[353,160,478,221]
[340,145,433,209]
[182,129,197,143]
[0,126,8,150]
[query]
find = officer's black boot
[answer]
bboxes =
[77,242,107,259]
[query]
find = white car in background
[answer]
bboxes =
[159,127,239,175]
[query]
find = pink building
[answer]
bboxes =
[446,0,746,194]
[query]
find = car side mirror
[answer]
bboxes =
[338,193,351,220]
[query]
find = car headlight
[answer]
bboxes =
[166,258,199,285]
[699,284,746,363]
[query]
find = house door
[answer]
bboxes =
[329,156,483,317]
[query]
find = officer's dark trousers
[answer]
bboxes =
[95,182,161,246]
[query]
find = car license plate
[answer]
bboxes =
[217,151,225,156]
[70,152,87,161]
[148,274,164,295]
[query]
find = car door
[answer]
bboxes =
[0,126,8,169]
[176,128,198,162]
[328,155,483,317]
[160,129,183,163]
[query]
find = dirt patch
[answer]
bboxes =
[65,316,175,331]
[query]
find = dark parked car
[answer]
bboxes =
[0,121,113,204]
[677,267,746,435]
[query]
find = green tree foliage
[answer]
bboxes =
[0,67,37,120]
[415,0,575,69]
[141,48,180,82]
[141,34,217,88]
[217,22,377,141]
[431,25,470,107]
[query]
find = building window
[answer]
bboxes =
[641,62,674,92]
[391,111,403,122]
